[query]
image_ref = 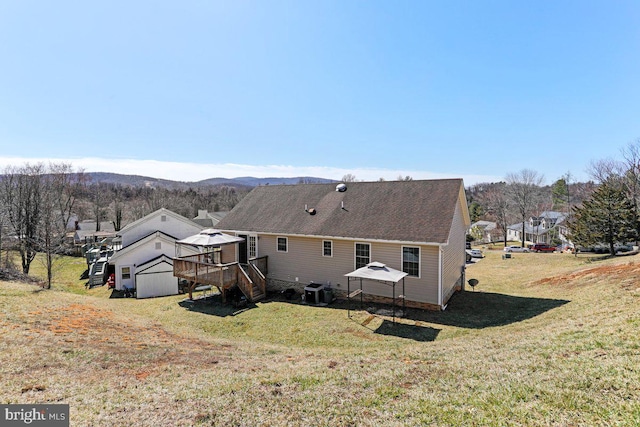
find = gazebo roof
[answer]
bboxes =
[345,262,408,283]
[176,229,244,247]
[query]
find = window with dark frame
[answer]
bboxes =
[355,243,370,269]
[277,237,288,252]
[402,246,420,277]
[323,240,332,257]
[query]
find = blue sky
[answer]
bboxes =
[1,1,639,185]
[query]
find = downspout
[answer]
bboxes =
[438,247,443,309]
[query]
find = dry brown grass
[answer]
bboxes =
[1,251,640,426]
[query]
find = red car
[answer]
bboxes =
[531,244,556,253]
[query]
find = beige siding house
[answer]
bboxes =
[215,179,470,310]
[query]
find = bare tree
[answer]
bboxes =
[588,158,622,184]
[49,163,85,234]
[477,182,511,247]
[142,187,164,213]
[111,186,125,231]
[0,199,6,267]
[1,163,44,274]
[38,163,84,288]
[620,140,640,245]
[506,169,544,248]
[90,182,112,231]
[341,174,357,182]
[39,173,58,288]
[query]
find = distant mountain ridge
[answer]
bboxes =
[86,172,337,189]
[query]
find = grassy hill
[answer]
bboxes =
[1,250,639,426]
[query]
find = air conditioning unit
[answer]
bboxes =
[304,282,324,304]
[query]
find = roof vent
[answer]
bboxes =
[336,183,347,192]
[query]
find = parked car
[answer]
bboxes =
[466,249,484,258]
[582,244,633,254]
[531,244,555,253]
[503,245,530,253]
[615,244,633,253]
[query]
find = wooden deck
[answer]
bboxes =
[174,253,267,302]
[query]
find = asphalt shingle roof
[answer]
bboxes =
[215,179,464,244]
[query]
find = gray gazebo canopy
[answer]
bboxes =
[176,229,245,247]
[345,261,408,322]
[175,229,245,259]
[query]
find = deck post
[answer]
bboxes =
[188,281,195,300]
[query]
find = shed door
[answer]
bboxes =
[136,271,177,299]
[119,265,134,289]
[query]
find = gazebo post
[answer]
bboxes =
[392,282,395,324]
[347,277,351,319]
[344,262,408,325]
[403,278,406,315]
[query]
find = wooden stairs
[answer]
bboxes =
[174,255,268,303]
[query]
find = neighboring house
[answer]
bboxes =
[469,220,503,243]
[214,179,470,310]
[109,208,203,298]
[506,211,569,245]
[71,220,117,245]
[192,210,228,228]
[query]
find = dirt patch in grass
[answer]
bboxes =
[533,260,640,291]
[18,302,231,367]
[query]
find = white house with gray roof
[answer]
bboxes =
[507,211,569,245]
[109,208,203,297]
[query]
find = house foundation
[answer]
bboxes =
[266,278,457,311]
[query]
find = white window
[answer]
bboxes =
[323,240,333,257]
[355,243,370,269]
[121,267,131,280]
[249,235,257,259]
[277,237,288,252]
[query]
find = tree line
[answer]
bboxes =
[467,140,640,255]
[3,142,640,286]
[0,162,251,285]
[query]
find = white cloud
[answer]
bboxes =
[0,156,502,186]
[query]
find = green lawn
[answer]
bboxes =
[1,250,639,426]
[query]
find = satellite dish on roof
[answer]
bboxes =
[336,183,347,192]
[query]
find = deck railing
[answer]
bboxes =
[173,254,268,301]
[236,264,254,300]
[246,262,266,298]
[249,256,268,275]
[173,256,237,289]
